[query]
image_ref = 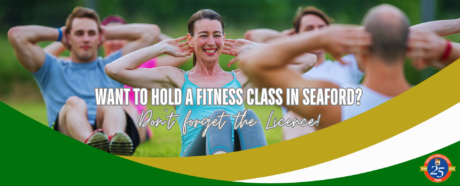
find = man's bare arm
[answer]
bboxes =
[8,26,60,72]
[287,53,317,74]
[225,39,316,70]
[240,28,371,127]
[240,30,338,126]
[103,24,161,56]
[408,30,460,69]
[411,19,460,37]
[244,28,286,43]
[43,42,66,58]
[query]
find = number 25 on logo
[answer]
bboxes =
[420,154,456,183]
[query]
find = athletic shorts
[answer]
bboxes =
[51,111,140,150]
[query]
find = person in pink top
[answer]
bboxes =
[102,16,157,116]
[125,58,157,114]
[103,15,191,142]
[44,15,191,144]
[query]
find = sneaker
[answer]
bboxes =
[109,132,134,156]
[85,129,109,152]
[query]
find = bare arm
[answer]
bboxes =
[287,53,317,74]
[244,29,286,43]
[224,39,316,69]
[358,20,460,71]
[240,28,371,128]
[103,24,161,56]
[224,39,317,87]
[359,19,460,37]
[8,26,61,72]
[105,36,192,88]
[244,29,317,73]
[156,55,191,67]
[447,43,460,63]
[423,43,460,69]
[159,33,173,41]
[350,20,460,71]
[411,19,460,37]
[407,30,460,69]
[43,42,66,58]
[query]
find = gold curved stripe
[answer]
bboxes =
[124,59,460,181]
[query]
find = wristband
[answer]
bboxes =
[440,41,452,62]
[57,28,63,42]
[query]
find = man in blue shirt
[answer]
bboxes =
[8,7,160,156]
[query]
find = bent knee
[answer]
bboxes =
[97,105,124,113]
[65,96,87,110]
[244,109,259,120]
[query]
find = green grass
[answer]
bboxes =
[5,101,283,157]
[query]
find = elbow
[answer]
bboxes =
[302,54,317,73]
[244,30,253,41]
[239,56,252,74]
[239,55,262,78]
[456,18,460,33]
[240,46,277,77]
[148,24,161,36]
[309,53,317,64]
[144,24,161,44]
[105,64,118,79]
[152,24,161,34]
[7,26,25,44]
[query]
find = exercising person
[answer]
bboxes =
[42,15,192,143]
[245,6,460,140]
[8,7,160,155]
[240,4,459,128]
[102,15,191,143]
[106,9,316,157]
[246,6,364,140]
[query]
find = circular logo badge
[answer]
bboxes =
[420,154,456,183]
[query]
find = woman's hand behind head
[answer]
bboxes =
[160,36,194,57]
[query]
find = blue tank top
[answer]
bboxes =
[176,70,245,157]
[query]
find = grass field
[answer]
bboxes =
[5,101,283,157]
[1,27,283,157]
